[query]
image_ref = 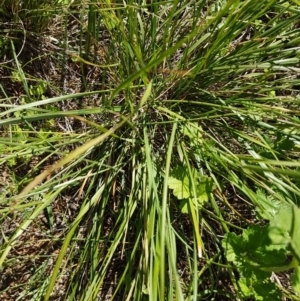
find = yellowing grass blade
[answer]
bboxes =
[14,117,128,203]
[139,81,152,109]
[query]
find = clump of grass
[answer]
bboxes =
[0,0,62,30]
[1,0,300,300]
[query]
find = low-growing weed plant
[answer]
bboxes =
[0,0,300,300]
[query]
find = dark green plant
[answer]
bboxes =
[223,205,300,300]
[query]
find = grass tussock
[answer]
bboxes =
[1,0,300,300]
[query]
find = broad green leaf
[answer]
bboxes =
[168,166,194,200]
[290,206,300,262]
[179,199,189,214]
[197,176,215,204]
[291,266,300,295]
[238,277,254,298]
[222,232,245,264]
[223,225,286,267]
[252,280,282,301]
[268,206,292,246]
[168,166,214,206]
[239,271,282,301]
[277,137,294,152]
[255,189,281,221]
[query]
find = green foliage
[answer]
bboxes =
[269,206,300,262]
[223,205,300,300]
[168,165,214,213]
[29,81,47,99]
[292,267,300,296]
[0,0,64,59]
[223,225,287,267]
[255,188,283,221]
[238,273,281,301]
[0,0,62,31]
[1,0,300,300]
